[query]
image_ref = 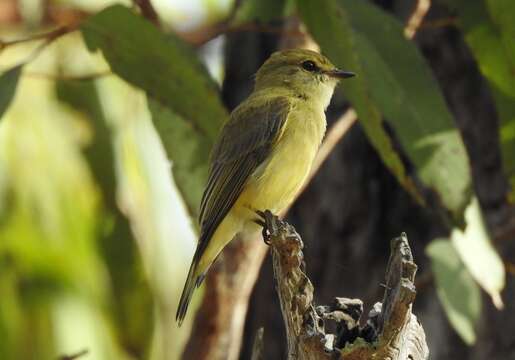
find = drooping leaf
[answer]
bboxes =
[0,65,22,121]
[426,239,481,345]
[80,5,229,217]
[451,197,505,308]
[0,78,106,299]
[298,0,473,222]
[447,0,515,201]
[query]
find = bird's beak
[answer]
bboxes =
[325,69,356,79]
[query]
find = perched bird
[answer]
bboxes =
[176,49,355,325]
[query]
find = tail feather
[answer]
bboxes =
[176,260,198,326]
[177,216,238,325]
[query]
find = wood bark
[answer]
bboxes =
[259,210,428,360]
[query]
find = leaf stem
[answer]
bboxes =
[0,26,74,51]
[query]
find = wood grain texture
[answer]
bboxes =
[261,210,428,360]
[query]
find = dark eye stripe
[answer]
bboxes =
[301,60,318,72]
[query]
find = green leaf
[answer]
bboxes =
[233,0,290,24]
[0,65,22,121]
[448,0,515,202]
[80,4,227,141]
[80,4,229,217]
[481,0,515,96]
[451,197,505,308]
[298,0,473,221]
[492,87,515,202]
[148,99,210,220]
[452,0,515,96]
[426,239,481,345]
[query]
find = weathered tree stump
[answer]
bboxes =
[255,211,429,360]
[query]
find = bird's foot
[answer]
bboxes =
[253,209,279,245]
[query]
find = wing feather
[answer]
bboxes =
[197,96,291,260]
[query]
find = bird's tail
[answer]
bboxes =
[176,216,238,325]
[176,255,204,326]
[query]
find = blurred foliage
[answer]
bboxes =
[56,78,154,357]
[0,0,512,358]
[446,0,515,201]
[233,0,292,24]
[0,49,116,358]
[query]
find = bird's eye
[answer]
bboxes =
[301,60,318,72]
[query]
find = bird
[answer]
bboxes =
[176,49,355,325]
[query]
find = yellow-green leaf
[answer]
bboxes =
[451,197,505,308]
[427,239,481,345]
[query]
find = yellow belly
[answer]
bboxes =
[235,106,325,219]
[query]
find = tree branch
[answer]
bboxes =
[261,211,429,360]
[0,25,74,52]
[58,349,89,360]
[250,328,265,360]
[132,0,160,26]
[23,70,112,81]
[404,0,431,38]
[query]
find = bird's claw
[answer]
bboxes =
[253,209,278,245]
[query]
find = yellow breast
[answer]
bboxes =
[235,101,326,216]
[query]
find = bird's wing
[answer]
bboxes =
[198,95,291,252]
[176,95,291,325]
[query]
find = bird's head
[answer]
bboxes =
[254,49,355,107]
